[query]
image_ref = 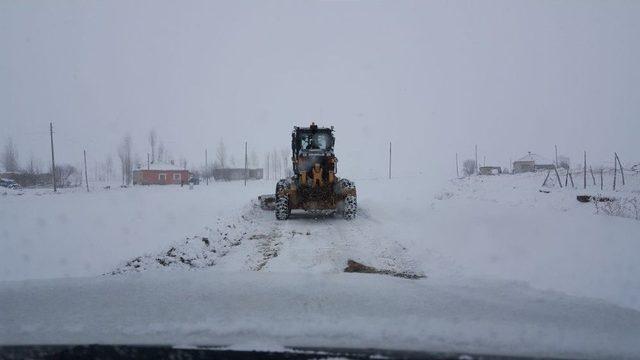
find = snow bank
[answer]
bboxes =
[0,182,272,281]
[425,172,640,310]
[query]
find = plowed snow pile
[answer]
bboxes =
[109,198,427,278]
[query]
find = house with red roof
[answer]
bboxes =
[132,161,189,185]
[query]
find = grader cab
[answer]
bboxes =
[266,123,357,220]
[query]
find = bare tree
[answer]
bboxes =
[1,137,19,172]
[272,149,279,179]
[16,154,44,187]
[104,156,113,183]
[148,130,157,162]
[93,160,98,181]
[157,141,165,163]
[133,153,142,170]
[250,149,259,168]
[54,164,80,188]
[462,159,476,176]
[280,148,290,177]
[215,139,227,169]
[25,154,42,175]
[118,135,133,185]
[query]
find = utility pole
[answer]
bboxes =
[616,152,625,186]
[244,141,248,187]
[147,153,150,170]
[205,149,208,185]
[583,151,587,189]
[83,149,89,192]
[554,166,563,188]
[474,145,478,175]
[555,145,558,168]
[455,152,459,178]
[388,141,392,179]
[613,153,617,190]
[49,122,57,192]
[483,156,486,167]
[266,153,270,181]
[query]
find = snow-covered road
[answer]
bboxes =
[100,173,640,312]
[3,174,640,310]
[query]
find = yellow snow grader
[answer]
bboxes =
[261,123,357,220]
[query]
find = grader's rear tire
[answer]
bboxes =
[275,179,291,220]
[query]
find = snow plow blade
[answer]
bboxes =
[258,194,276,210]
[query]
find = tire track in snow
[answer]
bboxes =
[260,204,424,278]
[334,207,425,277]
[259,211,346,272]
[109,200,422,278]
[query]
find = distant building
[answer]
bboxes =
[557,155,570,170]
[512,152,555,173]
[133,161,189,185]
[212,168,263,181]
[479,166,502,175]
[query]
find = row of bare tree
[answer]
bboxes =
[147,130,294,183]
[2,130,292,187]
[1,137,85,188]
[200,139,290,182]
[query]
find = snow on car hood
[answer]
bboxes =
[1,270,639,359]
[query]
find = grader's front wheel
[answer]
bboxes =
[337,178,357,220]
[275,179,291,220]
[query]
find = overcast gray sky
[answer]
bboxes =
[1,0,638,179]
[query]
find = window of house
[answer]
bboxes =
[173,173,181,181]
[158,173,166,181]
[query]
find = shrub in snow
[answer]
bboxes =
[594,195,640,221]
[462,159,476,176]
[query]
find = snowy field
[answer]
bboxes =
[2,173,640,357]
[2,173,639,309]
[1,181,272,281]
